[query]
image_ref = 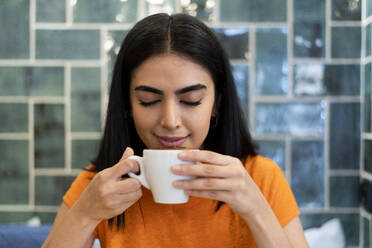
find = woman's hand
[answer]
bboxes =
[172,150,262,219]
[71,147,142,223]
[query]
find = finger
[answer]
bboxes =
[120,147,134,161]
[118,189,143,203]
[172,163,234,178]
[178,150,232,165]
[173,178,233,191]
[184,189,230,202]
[115,178,142,194]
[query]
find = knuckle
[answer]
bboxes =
[203,178,214,188]
[208,191,218,198]
[203,165,214,175]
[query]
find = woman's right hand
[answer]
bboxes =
[71,147,142,222]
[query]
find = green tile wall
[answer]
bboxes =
[0,1,368,245]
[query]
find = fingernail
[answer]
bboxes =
[178,152,186,159]
[172,165,181,172]
[173,181,183,187]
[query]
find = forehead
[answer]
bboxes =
[130,53,214,92]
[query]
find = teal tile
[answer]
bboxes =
[73,0,137,23]
[0,67,64,97]
[294,64,360,96]
[71,67,101,132]
[36,30,100,59]
[330,176,360,207]
[214,28,249,59]
[330,103,360,169]
[292,141,324,207]
[332,0,361,20]
[368,0,372,18]
[366,24,371,57]
[232,65,249,121]
[332,27,361,58]
[294,0,325,58]
[365,140,372,174]
[257,140,285,171]
[255,28,287,95]
[106,30,128,80]
[220,0,286,22]
[364,217,370,248]
[35,176,75,206]
[0,211,56,224]
[36,0,65,22]
[255,103,325,135]
[300,213,360,246]
[0,0,29,58]
[0,140,29,204]
[0,103,28,132]
[71,139,99,169]
[34,104,65,168]
[181,0,214,22]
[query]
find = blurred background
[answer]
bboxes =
[0,0,370,247]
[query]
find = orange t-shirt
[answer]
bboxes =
[63,155,299,248]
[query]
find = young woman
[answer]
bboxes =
[43,13,309,248]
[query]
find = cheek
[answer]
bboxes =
[131,106,157,134]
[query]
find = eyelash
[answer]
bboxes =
[139,100,201,107]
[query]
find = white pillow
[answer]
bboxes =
[304,218,345,248]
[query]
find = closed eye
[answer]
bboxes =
[139,100,201,107]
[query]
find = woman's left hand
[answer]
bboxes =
[172,150,262,219]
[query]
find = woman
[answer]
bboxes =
[43,13,309,247]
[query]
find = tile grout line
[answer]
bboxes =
[29,99,35,207]
[101,27,107,132]
[65,64,71,172]
[215,0,220,23]
[287,0,294,98]
[29,0,36,60]
[325,0,332,59]
[66,0,72,25]
[324,99,330,209]
[285,136,292,185]
[249,28,256,131]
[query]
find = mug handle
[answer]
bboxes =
[127,155,150,189]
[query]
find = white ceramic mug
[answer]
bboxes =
[128,149,195,204]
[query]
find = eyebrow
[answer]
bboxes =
[134,84,207,95]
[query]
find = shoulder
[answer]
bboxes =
[63,165,98,208]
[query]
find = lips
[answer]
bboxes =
[157,135,189,147]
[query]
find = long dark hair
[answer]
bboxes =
[91,13,257,228]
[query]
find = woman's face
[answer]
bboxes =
[130,53,215,149]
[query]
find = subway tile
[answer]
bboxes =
[366,24,372,57]
[0,211,56,224]
[0,67,64,97]
[291,141,324,208]
[35,176,75,206]
[365,140,372,174]
[368,0,372,18]
[71,67,101,132]
[181,0,215,22]
[146,0,177,16]
[365,63,372,133]
[330,176,360,207]
[330,103,360,170]
[0,140,29,204]
[257,140,285,171]
[71,139,100,169]
[294,64,360,96]
[220,0,286,22]
[73,0,137,23]
[36,30,100,59]
[255,29,287,95]
[34,104,65,168]
[255,103,325,135]
[332,27,361,58]
[36,0,65,22]
[214,28,249,60]
[294,0,325,58]
[232,65,249,120]
[300,213,359,246]
[332,0,361,20]
[106,30,128,80]
[0,0,29,58]
[0,103,28,132]
[364,217,370,248]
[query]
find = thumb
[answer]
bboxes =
[120,147,134,161]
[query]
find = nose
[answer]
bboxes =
[160,100,181,130]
